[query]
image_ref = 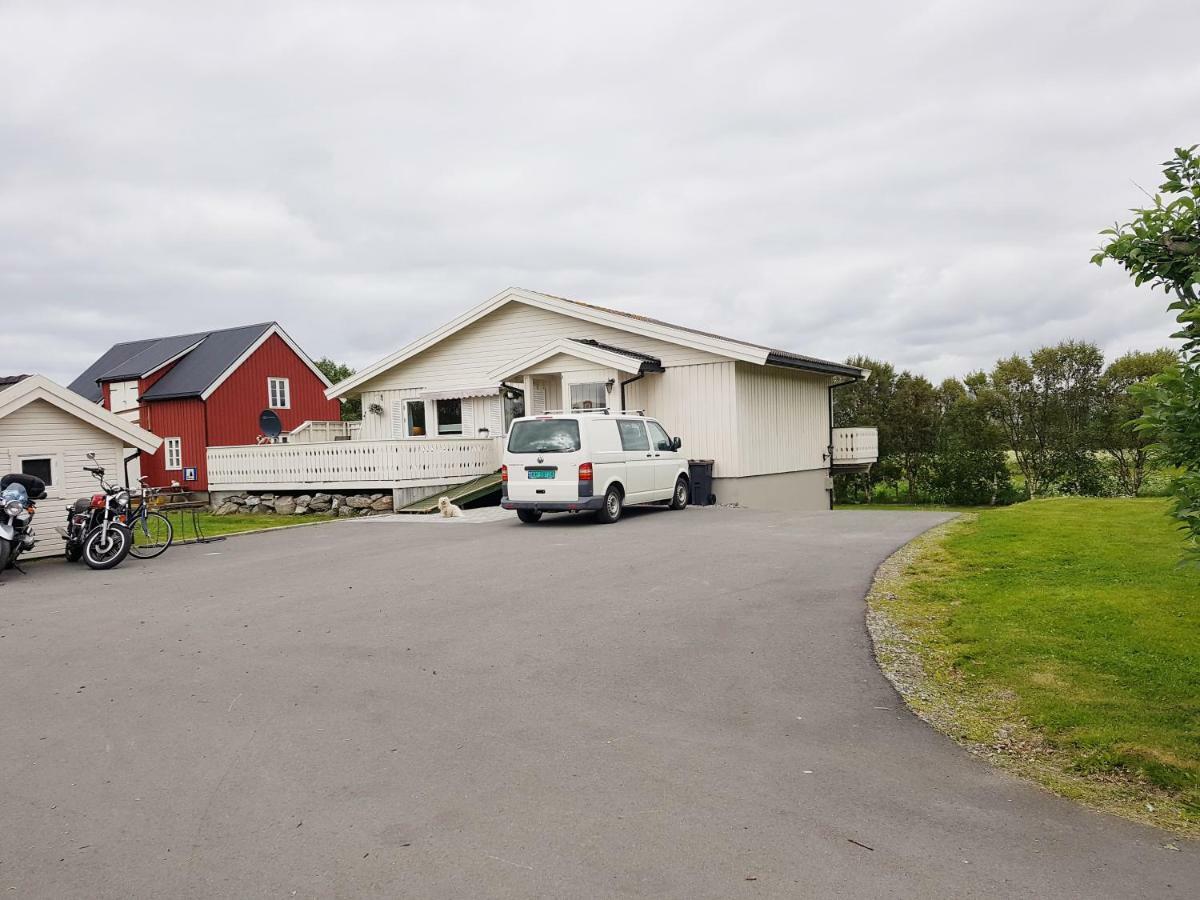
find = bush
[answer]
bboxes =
[928,449,1020,506]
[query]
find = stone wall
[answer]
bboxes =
[210,491,394,517]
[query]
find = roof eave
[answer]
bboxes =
[764,353,867,379]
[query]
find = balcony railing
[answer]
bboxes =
[207,437,501,491]
[287,419,362,443]
[831,427,878,466]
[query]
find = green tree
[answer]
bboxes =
[978,341,1105,497]
[315,357,361,421]
[889,372,940,500]
[1095,349,1178,496]
[929,376,1015,505]
[1094,145,1200,555]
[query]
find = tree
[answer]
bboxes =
[315,358,361,421]
[888,373,940,500]
[929,376,1015,505]
[977,341,1104,497]
[1095,349,1177,495]
[1094,145,1200,555]
[832,356,897,501]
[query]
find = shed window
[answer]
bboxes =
[569,382,607,411]
[436,398,462,435]
[20,457,53,487]
[164,437,182,470]
[268,377,291,409]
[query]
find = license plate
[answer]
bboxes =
[528,469,556,480]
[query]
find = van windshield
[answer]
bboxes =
[508,419,582,453]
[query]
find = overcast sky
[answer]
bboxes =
[3,1,1198,386]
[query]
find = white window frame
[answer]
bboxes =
[569,381,607,411]
[16,452,60,490]
[164,437,182,471]
[268,377,291,409]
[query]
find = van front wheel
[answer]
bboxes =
[669,476,690,510]
[595,486,623,524]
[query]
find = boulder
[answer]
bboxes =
[261,493,275,501]
[229,495,247,506]
[213,501,240,516]
[296,494,312,508]
[345,495,373,509]
[274,496,297,515]
[337,505,356,517]
[245,495,260,507]
[371,496,394,511]
[308,497,331,512]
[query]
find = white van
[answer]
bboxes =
[501,412,690,524]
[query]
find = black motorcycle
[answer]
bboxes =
[62,455,134,570]
[0,472,45,575]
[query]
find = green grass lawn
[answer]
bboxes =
[869,498,1199,834]
[167,511,339,540]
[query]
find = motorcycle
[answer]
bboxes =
[62,455,134,570]
[0,472,45,575]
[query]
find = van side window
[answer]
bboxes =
[617,420,649,451]
[646,421,672,451]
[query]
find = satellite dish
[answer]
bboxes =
[259,409,283,439]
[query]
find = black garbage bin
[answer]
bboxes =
[687,459,715,506]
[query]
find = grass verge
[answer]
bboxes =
[867,498,1199,837]
[171,511,340,540]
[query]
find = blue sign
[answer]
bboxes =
[183,467,198,482]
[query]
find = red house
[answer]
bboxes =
[69,322,339,491]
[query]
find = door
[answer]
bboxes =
[616,419,655,501]
[646,419,682,496]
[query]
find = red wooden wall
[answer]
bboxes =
[206,333,339,446]
[139,398,208,489]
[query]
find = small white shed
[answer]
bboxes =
[0,375,162,559]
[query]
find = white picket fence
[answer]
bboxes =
[207,437,501,491]
[831,427,879,464]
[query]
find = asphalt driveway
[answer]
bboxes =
[0,507,1194,898]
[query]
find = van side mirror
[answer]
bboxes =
[672,436,682,451]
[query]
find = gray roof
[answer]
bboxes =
[570,339,665,372]
[0,374,30,390]
[69,323,274,402]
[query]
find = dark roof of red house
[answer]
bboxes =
[69,323,274,403]
[0,374,30,390]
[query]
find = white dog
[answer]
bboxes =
[437,496,464,518]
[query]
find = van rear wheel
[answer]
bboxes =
[516,509,542,523]
[595,486,623,524]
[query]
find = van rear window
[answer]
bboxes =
[508,420,582,453]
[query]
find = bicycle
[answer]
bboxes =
[127,478,174,560]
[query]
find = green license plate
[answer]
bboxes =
[528,469,556,479]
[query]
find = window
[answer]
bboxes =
[20,457,53,487]
[646,420,673,451]
[507,419,582,453]
[436,398,462,435]
[268,377,290,409]
[406,400,427,436]
[164,437,182,470]
[617,419,649,451]
[569,382,607,411]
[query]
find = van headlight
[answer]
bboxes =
[4,499,23,517]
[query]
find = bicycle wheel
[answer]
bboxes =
[129,511,173,559]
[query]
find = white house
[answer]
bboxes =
[0,375,162,558]
[316,288,876,510]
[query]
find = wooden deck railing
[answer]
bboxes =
[831,427,878,464]
[207,438,501,491]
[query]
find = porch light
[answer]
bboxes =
[605,378,615,394]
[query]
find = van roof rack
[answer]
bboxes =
[535,408,646,416]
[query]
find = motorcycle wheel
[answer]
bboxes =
[82,525,132,571]
[65,541,83,563]
[0,537,11,570]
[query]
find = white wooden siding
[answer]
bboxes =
[624,362,740,478]
[356,300,723,395]
[734,363,831,476]
[0,398,126,558]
